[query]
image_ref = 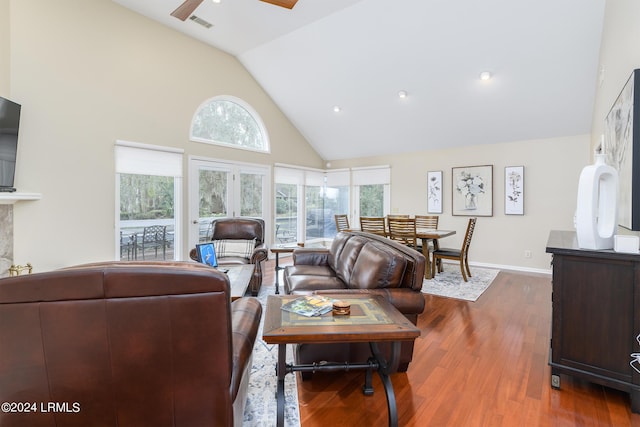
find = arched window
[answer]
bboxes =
[190,96,269,153]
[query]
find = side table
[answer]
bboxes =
[270,243,303,294]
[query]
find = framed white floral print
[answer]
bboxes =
[452,165,493,216]
[427,170,443,213]
[505,166,524,215]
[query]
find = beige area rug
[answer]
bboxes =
[243,283,301,427]
[421,264,499,301]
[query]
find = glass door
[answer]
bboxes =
[189,158,269,249]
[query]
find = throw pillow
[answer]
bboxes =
[214,239,256,259]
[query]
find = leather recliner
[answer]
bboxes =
[190,217,268,296]
[0,261,262,427]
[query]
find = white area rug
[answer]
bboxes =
[243,285,301,427]
[421,264,499,301]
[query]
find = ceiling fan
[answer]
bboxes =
[171,0,299,21]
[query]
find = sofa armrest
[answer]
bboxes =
[293,248,331,266]
[230,297,262,401]
[250,243,268,264]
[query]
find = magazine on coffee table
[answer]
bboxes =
[281,295,334,317]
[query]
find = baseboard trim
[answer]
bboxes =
[440,260,552,276]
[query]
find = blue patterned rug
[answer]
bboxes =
[243,285,301,426]
[421,265,499,301]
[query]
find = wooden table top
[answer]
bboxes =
[262,294,420,344]
[224,264,254,300]
[415,228,456,239]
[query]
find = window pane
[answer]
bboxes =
[199,169,227,217]
[119,174,175,260]
[191,98,267,151]
[240,172,263,217]
[359,184,384,217]
[324,185,348,238]
[306,186,333,240]
[197,169,228,242]
[276,183,298,243]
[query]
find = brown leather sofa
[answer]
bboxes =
[0,261,262,427]
[284,231,426,373]
[190,217,268,296]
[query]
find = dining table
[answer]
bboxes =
[415,228,456,279]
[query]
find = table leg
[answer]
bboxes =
[276,344,287,427]
[274,253,281,294]
[421,238,432,279]
[369,342,401,427]
[433,239,441,273]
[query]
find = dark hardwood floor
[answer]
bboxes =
[262,259,640,426]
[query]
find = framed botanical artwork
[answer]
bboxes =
[427,170,443,213]
[452,165,493,216]
[505,166,524,215]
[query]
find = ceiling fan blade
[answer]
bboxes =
[170,0,205,21]
[260,0,299,9]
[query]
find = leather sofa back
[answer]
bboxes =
[330,231,424,291]
[0,262,244,427]
[212,217,265,246]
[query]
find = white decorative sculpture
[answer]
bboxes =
[575,152,618,250]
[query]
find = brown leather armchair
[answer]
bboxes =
[0,261,262,427]
[190,217,268,296]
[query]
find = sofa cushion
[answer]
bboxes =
[349,242,408,289]
[287,275,347,294]
[333,235,368,285]
[286,265,337,278]
[214,239,256,259]
[328,232,351,271]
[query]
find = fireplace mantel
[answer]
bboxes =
[0,192,42,205]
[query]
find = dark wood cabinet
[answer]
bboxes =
[546,230,640,412]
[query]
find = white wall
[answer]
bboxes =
[7,0,323,272]
[330,135,590,272]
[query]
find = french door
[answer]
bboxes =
[188,157,270,249]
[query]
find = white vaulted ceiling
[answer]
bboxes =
[112,0,606,161]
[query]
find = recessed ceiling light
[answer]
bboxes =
[398,90,408,98]
[212,0,221,3]
[479,71,492,81]
[333,106,341,113]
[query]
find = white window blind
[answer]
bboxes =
[274,167,304,185]
[305,171,325,187]
[326,170,350,187]
[352,166,390,185]
[115,141,183,177]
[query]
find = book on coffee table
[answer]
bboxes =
[280,295,334,317]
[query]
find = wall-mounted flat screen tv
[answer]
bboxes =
[0,96,21,192]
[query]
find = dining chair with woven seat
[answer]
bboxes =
[387,216,418,249]
[431,217,477,281]
[359,216,387,237]
[334,214,351,232]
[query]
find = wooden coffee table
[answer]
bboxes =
[262,294,420,427]
[223,265,254,300]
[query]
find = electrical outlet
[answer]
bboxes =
[524,250,532,259]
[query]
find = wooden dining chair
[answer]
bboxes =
[415,214,440,269]
[387,217,418,248]
[414,215,438,230]
[334,214,351,232]
[431,217,477,281]
[359,216,387,237]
